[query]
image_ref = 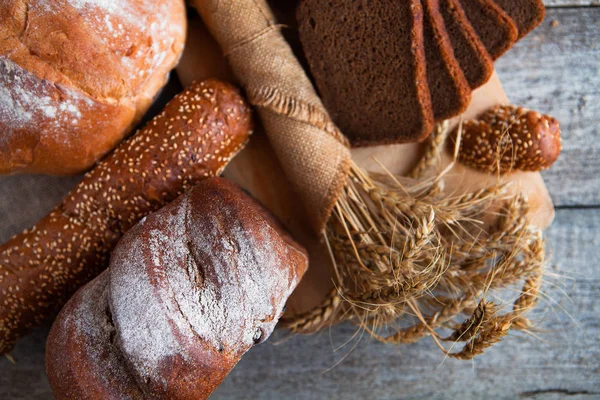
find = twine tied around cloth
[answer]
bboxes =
[195,0,545,359]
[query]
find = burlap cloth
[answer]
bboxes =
[195,0,351,233]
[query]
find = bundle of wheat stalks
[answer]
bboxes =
[285,123,545,360]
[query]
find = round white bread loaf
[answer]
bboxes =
[0,0,186,174]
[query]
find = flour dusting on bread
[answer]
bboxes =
[0,58,91,132]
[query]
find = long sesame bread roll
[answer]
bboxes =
[0,80,253,354]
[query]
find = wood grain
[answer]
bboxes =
[1,208,597,399]
[496,7,600,207]
[543,0,599,6]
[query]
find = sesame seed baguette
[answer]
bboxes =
[0,79,253,355]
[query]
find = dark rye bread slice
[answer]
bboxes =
[422,0,471,121]
[492,0,545,39]
[457,0,518,59]
[437,0,494,89]
[297,0,434,146]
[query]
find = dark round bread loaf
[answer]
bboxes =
[46,178,308,399]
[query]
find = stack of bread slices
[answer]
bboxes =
[297,0,545,146]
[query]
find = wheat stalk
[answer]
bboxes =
[449,316,512,360]
[283,122,547,359]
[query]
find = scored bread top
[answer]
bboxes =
[46,178,308,399]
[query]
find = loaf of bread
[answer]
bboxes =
[0,0,186,174]
[46,178,308,400]
[0,80,252,354]
[454,104,561,173]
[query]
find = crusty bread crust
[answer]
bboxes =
[457,0,519,59]
[0,0,187,174]
[423,0,472,121]
[492,0,545,39]
[437,0,495,89]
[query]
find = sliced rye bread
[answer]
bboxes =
[492,0,545,39]
[437,0,494,89]
[422,0,472,121]
[296,0,434,146]
[457,0,518,59]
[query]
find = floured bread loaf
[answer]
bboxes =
[0,0,186,174]
[46,178,308,399]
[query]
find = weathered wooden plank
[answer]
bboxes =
[496,8,600,207]
[213,209,600,399]
[544,0,599,7]
[1,207,597,399]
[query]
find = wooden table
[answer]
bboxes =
[1,1,598,398]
